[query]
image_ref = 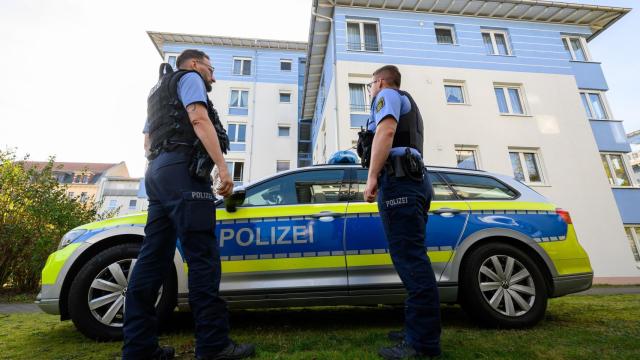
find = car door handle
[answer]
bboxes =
[433,208,462,215]
[311,211,344,219]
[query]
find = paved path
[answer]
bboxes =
[1,287,638,314]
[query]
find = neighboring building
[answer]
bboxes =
[96,177,149,216]
[147,32,307,185]
[22,161,129,203]
[627,130,640,183]
[302,0,639,281]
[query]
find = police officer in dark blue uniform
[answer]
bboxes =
[123,49,255,360]
[360,65,442,359]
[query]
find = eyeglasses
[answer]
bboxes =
[366,79,377,91]
[196,60,215,73]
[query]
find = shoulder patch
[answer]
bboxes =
[375,97,385,113]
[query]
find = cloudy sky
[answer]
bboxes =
[1,0,637,178]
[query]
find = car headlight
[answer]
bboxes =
[58,229,87,250]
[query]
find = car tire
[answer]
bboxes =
[67,243,177,341]
[459,242,548,328]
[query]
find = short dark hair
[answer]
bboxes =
[176,49,210,69]
[373,65,401,88]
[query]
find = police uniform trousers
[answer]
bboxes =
[377,167,442,356]
[122,151,230,359]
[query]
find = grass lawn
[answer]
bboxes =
[1,294,639,359]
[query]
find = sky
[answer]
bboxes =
[1,0,637,178]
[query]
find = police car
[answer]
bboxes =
[36,155,593,340]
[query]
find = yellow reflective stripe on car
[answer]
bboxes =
[540,225,592,275]
[221,255,346,273]
[79,213,147,230]
[346,250,453,267]
[41,243,82,285]
[217,204,347,221]
[466,201,556,211]
[346,201,470,214]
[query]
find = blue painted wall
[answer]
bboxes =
[311,26,336,149]
[571,61,608,91]
[162,43,305,84]
[612,188,640,224]
[590,120,632,153]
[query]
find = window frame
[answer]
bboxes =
[455,145,480,170]
[494,84,528,116]
[481,29,512,56]
[226,161,245,183]
[443,80,469,105]
[278,126,290,137]
[128,199,137,210]
[439,171,520,201]
[624,226,640,268]
[227,123,247,144]
[601,152,635,188]
[279,91,292,104]
[232,57,252,76]
[164,53,179,70]
[276,160,290,173]
[508,149,546,185]
[229,89,249,109]
[434,24,457,45]
[348,82,370,114]
[579,90,611,120]
[280,59,292,71]
[561,35,591,62]
[346,19,382,52]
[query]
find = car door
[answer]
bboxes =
[215,168,350,295]
[343,168,469,290]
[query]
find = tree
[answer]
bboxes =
[0,149,113,291]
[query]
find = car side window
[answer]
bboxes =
[352,169,457,201]
[441,173,517,200]
[243,170,346,207]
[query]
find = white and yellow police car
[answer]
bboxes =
[37,160,593,340]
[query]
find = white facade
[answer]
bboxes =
[97,177,148,216]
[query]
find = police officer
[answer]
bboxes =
[123,49,255,360]
[361,65,442,359]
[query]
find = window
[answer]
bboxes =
[494,85,526,115]
[624,226,640,266]
[428,172,458,201]
[509,150,544,184]
[68,192,74,198]
[232,57,252,75]
[482,29,511,56]
[244,170,345,206]
[280,60,292,71]
[444,82,467,104]
[441,173,517,200]
[129,199,137,210]
[562,36,590,62]
[580,91,609,120]
[349,83,368,112]
[82,175,89,184]
[227,123,246,144]
[276,161,290,172]
[108,199,117,210]
[165,54,178,70]
[279,92,291,103]
[80,192,88,203]
[601,153,632,187]
[226,161,244,183]
[278,126,290,137]
[346,20,380,52]
[455,147,479,170]
[229,89,249,108]
[435,25,456,45]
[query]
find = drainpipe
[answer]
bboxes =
[247,43,258,182]
[311,9,341,154]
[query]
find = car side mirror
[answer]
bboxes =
[224,189,246,213]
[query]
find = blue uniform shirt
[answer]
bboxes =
[142,72,208,134]
[368,88,421,157]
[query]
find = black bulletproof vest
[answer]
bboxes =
[392,89,424,157]
[147,70,229,154]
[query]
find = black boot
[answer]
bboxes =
[379,341,438,360]
[387,329,405,342]
[150,346,175,360]
[197,341,255,360]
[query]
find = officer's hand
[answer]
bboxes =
[217,170,234,197]
[364,177,378,203]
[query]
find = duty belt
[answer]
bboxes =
[147,139,193,160]
[384,148,424,181]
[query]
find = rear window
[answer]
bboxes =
[440,173,517,200]
[428,172,457,201]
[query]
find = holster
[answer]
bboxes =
[357,127,375,168]
[384,148,424,181]
[188,140,215,181]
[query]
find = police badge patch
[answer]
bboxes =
[375,97,385,113]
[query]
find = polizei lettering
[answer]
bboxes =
[219,225,314,247]
[191,191,214,200]
[385,197,408,208]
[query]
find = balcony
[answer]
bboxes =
[590,120,632,152]
[612,188,640,224]
[570,61,608,91]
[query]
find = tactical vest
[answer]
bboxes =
[147,69,229,156]
[392,89,424,157]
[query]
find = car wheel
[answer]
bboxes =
[67,243,177,340]
[459,242,548,328]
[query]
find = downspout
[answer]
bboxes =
[311,9,340,155]
[247,43,258,183]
